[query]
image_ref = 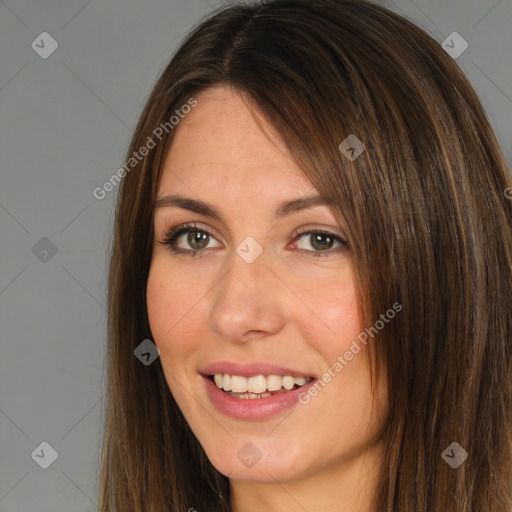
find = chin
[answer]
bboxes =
[200,435,313,483]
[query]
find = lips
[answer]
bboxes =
[202,374,317,420]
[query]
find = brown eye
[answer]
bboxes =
[186,230,210,250]
[293,230,348,258]
[160,223,222,255]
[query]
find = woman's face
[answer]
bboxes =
[147,85,388,484]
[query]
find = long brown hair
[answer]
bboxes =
[99,1,512,510]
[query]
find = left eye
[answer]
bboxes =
[292,231,347,255]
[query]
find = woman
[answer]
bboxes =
[99,1,512,511]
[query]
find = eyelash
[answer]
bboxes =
[158,222,348,258]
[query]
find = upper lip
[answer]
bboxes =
[200,361,316,379]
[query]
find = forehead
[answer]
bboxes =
[157,85,312,194]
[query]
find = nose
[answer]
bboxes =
[208,245,288,344]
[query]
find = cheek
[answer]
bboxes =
[146,261,204,348]
[298,273,372,402]
[300,270,362,350]
[146,262,207,399]
[323,292,360,337]
[146,269,172,340]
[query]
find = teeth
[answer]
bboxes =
[282,376,295,390]
[231,375,247,393]
[248,375,267,394]
[294,377,307,386]
[229,391,272,399]
[267,374,283,391]
[212,373,311,394]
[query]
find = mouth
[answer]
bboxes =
[201,372,317,420]
[199,362,318,419]
[206,373,314,399]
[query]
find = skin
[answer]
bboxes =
[146,85,389,512]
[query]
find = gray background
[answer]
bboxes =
[0,0,510,510]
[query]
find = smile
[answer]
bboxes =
[202,373,317,420]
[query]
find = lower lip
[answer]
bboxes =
[202,375,316,421]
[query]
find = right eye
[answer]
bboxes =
[159,222,222,256]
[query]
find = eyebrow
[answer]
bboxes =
[153,193,333,221]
